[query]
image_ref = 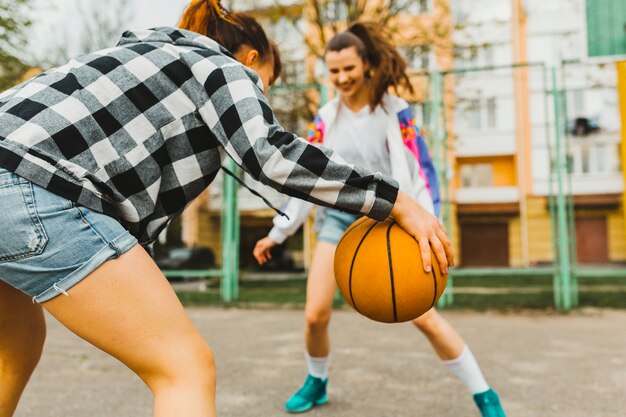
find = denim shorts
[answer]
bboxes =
[0,168,137,303]
[316,209,361,245]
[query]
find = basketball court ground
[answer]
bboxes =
[14,308,626,417]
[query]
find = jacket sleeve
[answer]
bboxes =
[194,62,398,220]
[266,113,326,243]
[414,129,442,218]
[398,104,442,218]
[306,114,325,144]
[267,198,314,244]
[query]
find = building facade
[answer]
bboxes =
[451,0,626,266]
[180,0,626,270]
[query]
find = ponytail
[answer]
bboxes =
[178,0,281,81]
[326,21,413,109]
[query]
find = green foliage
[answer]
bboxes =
[0,0,31,90]
[40,0,133,67]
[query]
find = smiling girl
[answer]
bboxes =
[254,22,506,417]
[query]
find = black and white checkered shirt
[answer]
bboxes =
[0,28,398,244]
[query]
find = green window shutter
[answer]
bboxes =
[586,0,626,57]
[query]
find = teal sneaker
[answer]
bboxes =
[285,374,328,413]
[473,389,506,417]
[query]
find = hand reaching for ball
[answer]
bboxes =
[390,191,454,274]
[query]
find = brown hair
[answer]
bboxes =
[178,0,281,83]
[326,22,413,109]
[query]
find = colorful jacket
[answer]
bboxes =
[267,94,441,244]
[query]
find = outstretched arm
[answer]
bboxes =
[195,62,452,272]
[253,198,313,265]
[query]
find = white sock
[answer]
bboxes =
[305,351,330,379]
[442,345,490,394]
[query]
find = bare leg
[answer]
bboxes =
[0,281,46,417]
[43,245,216,417]
[304,242,338,358]
[411,308,465,360]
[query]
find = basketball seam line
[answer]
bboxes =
[386,222,398,323]
[430,268,438,309]
[336,216,368,248]
[349,221,379,315]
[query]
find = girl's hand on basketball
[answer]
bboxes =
[390,191,454,274]
[253,237,278,265]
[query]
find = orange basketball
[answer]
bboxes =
[334,217,448,323]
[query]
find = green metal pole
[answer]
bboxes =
[220,157,239,302]
[428,71,453,308]
[559,62,579,307]
[439,73,454,307]
[543,65,561,309]
[551,67,572,310]
[231,158,240,301]
[440,76,453,257]
[319,83,328,106]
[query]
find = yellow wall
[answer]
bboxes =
[492,157,517,186]
[575,208,624,261]
[526,197,554,265]
[509,217,522,267]
[523,197,626,264]
[198,213,222,265]
[456,155,517,188]
[608,208,626,262]
[505,197,556,267]
[448,203,460,264]
[617,61,626,246]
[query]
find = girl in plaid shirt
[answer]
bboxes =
[254,23,506,416]
[0,2,452,417]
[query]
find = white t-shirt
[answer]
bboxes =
[328,104,392,177]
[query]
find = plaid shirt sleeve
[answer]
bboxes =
[194,63,398,220]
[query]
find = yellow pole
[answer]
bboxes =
[617,61,626,246]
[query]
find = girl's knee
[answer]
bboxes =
[411,308,442,334]
[177,342,216,380]
[304,308,331,332]
[1,315,46,374]
[141,339,216,390]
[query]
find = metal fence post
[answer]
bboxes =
[550,66,573,310]
[220,157,239,302]
[427,71,453,308]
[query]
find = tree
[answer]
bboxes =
[0,0,31,90]
[36,0,134,68]
[255,0,453,132]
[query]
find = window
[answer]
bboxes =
[454,46,480,69]
[452,2,469,23]
[320,0,348,24]
[463,99,482,130]
[596,145,608,173]
[580,144,590,173]
[400,45,430,70]
[277,60,307,86]
[454,45,495,68]
[571,90,585,116]
[486,97,497,128]
[567,141,621,175]
[484,45,494,67]
[419,0,430,13]
[460,163,493,187]
[405,0,433,14]
[457,97,498,131]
